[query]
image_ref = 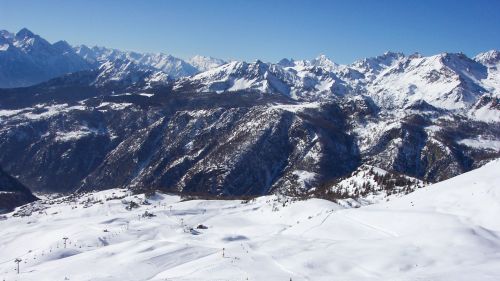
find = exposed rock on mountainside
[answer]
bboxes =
[0,167,38,213]
[0,29,498,199]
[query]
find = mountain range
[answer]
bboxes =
[0,28,499,211]
[0,28,227,88]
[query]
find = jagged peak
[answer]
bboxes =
[312,54,338,68]
[351,51,405,73]
[428,52,484,71]
[474,49,500,65]
[434,52,476,63]
[15,27,36,39]
[314,54,330,61]
[52,40,73,51]
[189,54,225,62]
[277,58,295,67]
[254,59,267,67]
[0,30,14,40]
[11,28,54,52]
[409,52,423,59]
[475,49,500,58]
[381,51,405,58]
[188,55,226,72]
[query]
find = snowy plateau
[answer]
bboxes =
[1,159,500,281]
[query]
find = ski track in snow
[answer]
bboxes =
[338,213,399,238]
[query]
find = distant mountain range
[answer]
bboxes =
[0,28,498,211]
[0,28,226,88]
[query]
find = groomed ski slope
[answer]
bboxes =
[1,159,500,281]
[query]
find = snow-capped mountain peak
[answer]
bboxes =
[174,60,294,95]
[364,51,492,110]
[170,48,500,112]
[0,28,499,116]
[311,54,339,70]
[12,28,53,53]
[474,50,500,66]
[188,55,226,72]
[351,51,405,76]
[0,28,92,88]
[74,45,203,78]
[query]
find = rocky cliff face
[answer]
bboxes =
[0,167,38,213]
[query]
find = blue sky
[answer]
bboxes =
[1,0,499,64]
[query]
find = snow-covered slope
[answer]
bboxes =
[92,59,170,87]
[187,55,226,72]
[365,52,488,110]
[0,159,499,280]
[174,60,296,94]
[321,164,426,205]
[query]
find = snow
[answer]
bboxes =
[269,102,321,113]
[1,160,499,280]
[330,164,425,205]
[228,77,259,92]
[311,54,340,71]
[23,104,70,120]
[425,124,441,133]
[0,29,92,88]
[474,50,500,66]
[97,102,133,110]
[366,54,464,109]
[2,28,499,115]
[470,107,500,123]
[75,45,198,78]
[55,130,92,142]
[0,104,87,121]
[292,170,317,188]
[110,93,132,97]
[0,108,26,118]
[187,55,226,72]
[171,50,500,119]
[145,71,169,85]
[352,119,401,152]
[0,191,16,195]
[458,137,500,150]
